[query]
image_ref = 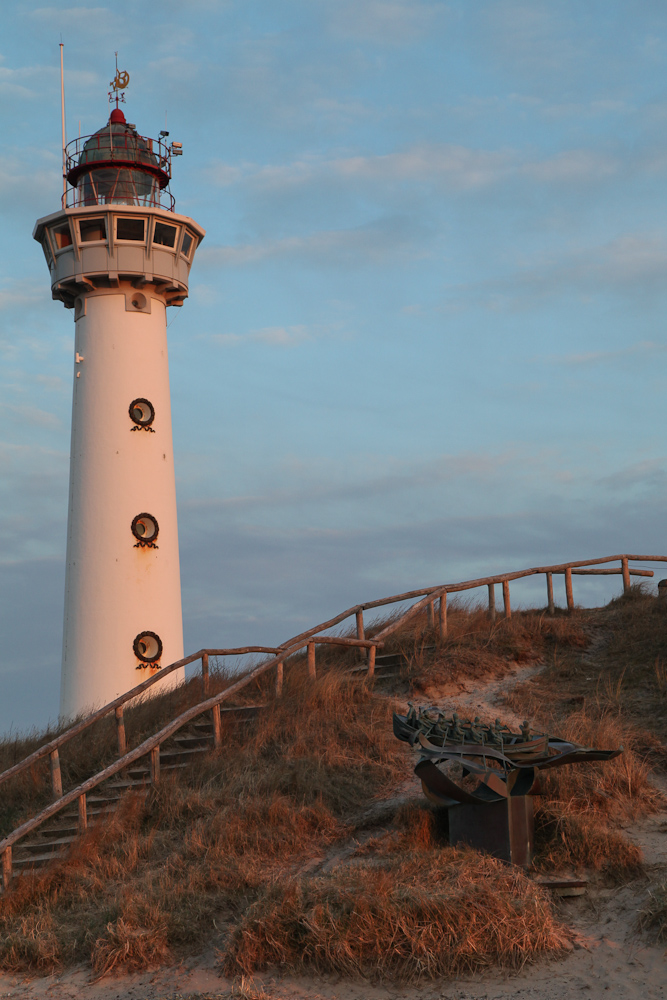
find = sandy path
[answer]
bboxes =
[2,664,665,1000]
[415,659,547,729]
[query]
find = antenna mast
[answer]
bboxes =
[60,42,67,202]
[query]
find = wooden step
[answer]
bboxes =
[171,733,213,747]
[13,849,69,868]
[15,834,78,855]
[159,745,210,762]
[27,821,79,838]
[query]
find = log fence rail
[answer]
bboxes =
[1,552,665,890]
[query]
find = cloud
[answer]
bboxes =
[198,215,429,268]
[598,458,667,491]
[1,403,61,429]
[183,447,554,519]
[481,2,584,82]
[0,154,61,215]
[450,233,667,312]
[204,143,629,205]
[0,279,48,312]
[549,341,667,368]
[520,150,618,184]
[0,58,97,101]
[209,325,317,348]
[205,144,515,192]
[325,0,444,44]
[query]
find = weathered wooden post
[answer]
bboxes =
[115,706,126,756]
[427,600,435,628]
[502,580,511,619]
[488,583,496,622]
[2,847,11,892]
[50,749,63,799]
[621,557,631,594]
[202,652,210,697]
[356,608,369,664]
[307,642,316,680]
[545,572,554,616]
[212,703,222,748]
[150,745,160,784]
[439,592,447,637]
[78,793,88,833]
[367,644,376,679]
[355,609,365,641]
[275,659,284,698]
[565,566,574,611]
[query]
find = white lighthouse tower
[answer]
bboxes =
[33,76,204,719]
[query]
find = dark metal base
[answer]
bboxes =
[447,794,534,867]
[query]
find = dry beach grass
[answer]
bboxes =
[0,590,665,981]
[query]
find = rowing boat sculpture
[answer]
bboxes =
[393,705,621,867]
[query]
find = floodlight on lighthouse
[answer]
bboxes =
[33,54,205,718]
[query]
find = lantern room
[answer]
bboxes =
[64,108,176,210]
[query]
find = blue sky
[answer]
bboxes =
[2,1,667,734]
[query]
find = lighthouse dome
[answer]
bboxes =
[66,109,172,209]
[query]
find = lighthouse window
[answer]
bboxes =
[181,231,193,258]
[153,222,177,248]
[131,513,159,543]
[51,223,72,250]
[133,630,163,664]
[129,397,155,427]
[117,217,145,241]
[79,218,107,243]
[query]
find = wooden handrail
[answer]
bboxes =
[1,553,663,797]
[1,551,665,888]
[0,647,287,855]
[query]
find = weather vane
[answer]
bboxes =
[108,52,129,107]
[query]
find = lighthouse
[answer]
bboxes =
[33,75,205,719]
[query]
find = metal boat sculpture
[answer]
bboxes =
[393,705,622,867]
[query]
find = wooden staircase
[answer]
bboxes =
[1,552,664,893]
[2,709,265,888]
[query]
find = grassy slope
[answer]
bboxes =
[0,591,665,979]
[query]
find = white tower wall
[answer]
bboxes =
[61,289,183,716]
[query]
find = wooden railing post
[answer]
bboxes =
[565,566,574,611]
[115,706,126,756]
[150,746,160,784]
[502,580,511,620]
[275,660,283,698]
[367,645,376,679]
[488,583,496,622]
[439,593,447,637]
[50,749,62,799]
[202,652,210,697]
[2,847,11,892]
[355,609,365,641]
[212,703,222,748]
[78,793,87,833]
[621,557,631,593]
[426,600,435,628]
[546,572,554,616]
[307,642,316,680]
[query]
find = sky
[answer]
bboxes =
[2,0,667,734]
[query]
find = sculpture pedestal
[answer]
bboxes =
[448,794,534,867]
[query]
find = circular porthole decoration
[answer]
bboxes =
[129,398,155,431]
[131,512,159,547]
[133,630,163,665]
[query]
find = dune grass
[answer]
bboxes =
[638,877,667,943]
[0,593,665,979]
